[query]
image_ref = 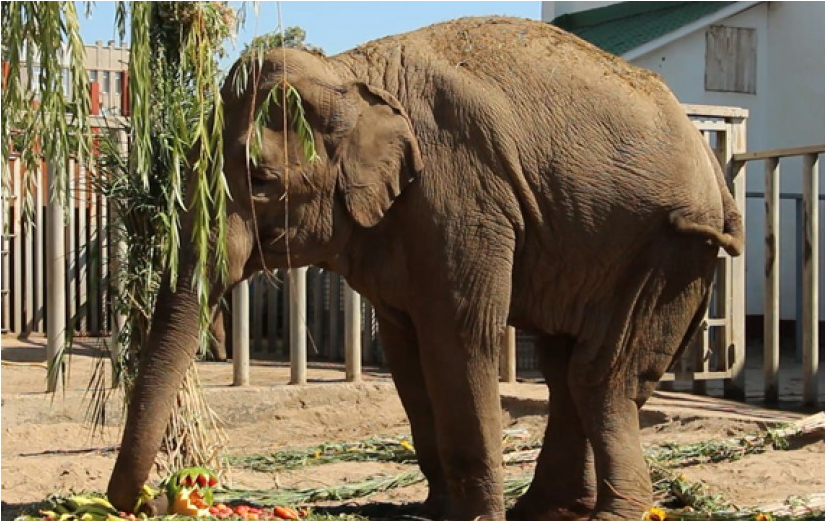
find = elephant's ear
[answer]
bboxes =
[334,82,423,227]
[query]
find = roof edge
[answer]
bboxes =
[553,2,692,31]
[622,1,763,60]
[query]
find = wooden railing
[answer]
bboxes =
[733,144,824,406]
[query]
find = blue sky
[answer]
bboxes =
[79,2,541,68]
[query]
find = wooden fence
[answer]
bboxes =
[733,144,824,406]
[2,153,115,337]
[229,105,755,397]
[4,104,823,404]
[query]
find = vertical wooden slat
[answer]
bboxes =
[46,159,66,392]
[232,280,250,386]
[77,164,88,333]
[109,129,128,383]
[34,161,44,332]
[310,268,323,356]
[499,326,517,383]
[362,299,374,364]
[267,272,279,354]
[724,117,747,400]
[289,267,308,385]
[24,166,35,334]
[251,273,263,353]
[281,270,291,354]
[67,158,77,335]
[99,163,109,334]
[88,162,99,334]
[801,153,820,406]
[328,273,341,359]
[693,318,710,395]
[763,157,780,403]
[343,280,361,382]
[1,182,9,332]
[12,158,22,334]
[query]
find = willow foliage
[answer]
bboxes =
[1,1,91,220]
[3,2,319,406]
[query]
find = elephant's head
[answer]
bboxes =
[106,48,423,512]
[222,48,423,270]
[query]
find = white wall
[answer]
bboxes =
[541,1,617,22]
[632,2,825,320]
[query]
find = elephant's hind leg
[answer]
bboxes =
[509,335,595,521]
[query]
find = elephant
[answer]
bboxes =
[106,17,743,521]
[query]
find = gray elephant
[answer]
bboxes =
[107,17,743,521]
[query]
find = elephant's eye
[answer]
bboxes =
[252,165,285,181]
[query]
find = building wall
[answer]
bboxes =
[16,40,128,116]
[543,2,825,320]
[84,40,129,116]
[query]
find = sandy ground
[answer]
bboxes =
[1,338,824,519]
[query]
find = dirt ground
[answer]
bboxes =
[1,338,824,519]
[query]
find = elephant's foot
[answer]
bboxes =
[508,495,593,521]
[417,489,450,519]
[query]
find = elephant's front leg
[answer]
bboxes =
[413,298,508,520]
[376,313,449,517]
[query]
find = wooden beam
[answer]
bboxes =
[289,267,308,385]
[682,104,750,119]
[763,157,780,404]
[343,281,361,382]
[724,117,747,400]
[232,280,250,386]
[733,144,824,162]
[801,153,820,407]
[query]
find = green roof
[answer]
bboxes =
[552,2,737,56]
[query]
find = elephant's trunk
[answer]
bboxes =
[107,263,204,512]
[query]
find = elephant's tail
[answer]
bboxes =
[670,147,744,257]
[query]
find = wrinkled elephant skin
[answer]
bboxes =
[107,17,743,521]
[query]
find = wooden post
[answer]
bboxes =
[724,117,747,400]
[35,161,44,333]
[281,270,291,354]
[109,129,128,386]
[328,274,341,359]
[343,281,361,382]
[12,157,22,334]
[251,274,262,353]
[289,267,308,384]
[232,280,250,386]
[46,160,65,392]
[266,273,278,353]
[801,153,820,406]
[763,157,780,404]
[499,326,517,383]
[77,163,88,333]
[311,268,324,356]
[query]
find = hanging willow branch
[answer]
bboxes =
[1,1,91,221]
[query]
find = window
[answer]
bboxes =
[101,71,110,94]
[89,69,98,83]
[705,25,757,94]
[115,71,122,95]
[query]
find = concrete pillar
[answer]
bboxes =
[232,280,250,386]
[343,281,361,382]
[289,267,308,384]
[46,160,65,392]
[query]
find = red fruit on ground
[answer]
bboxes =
[272,507,299,520]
